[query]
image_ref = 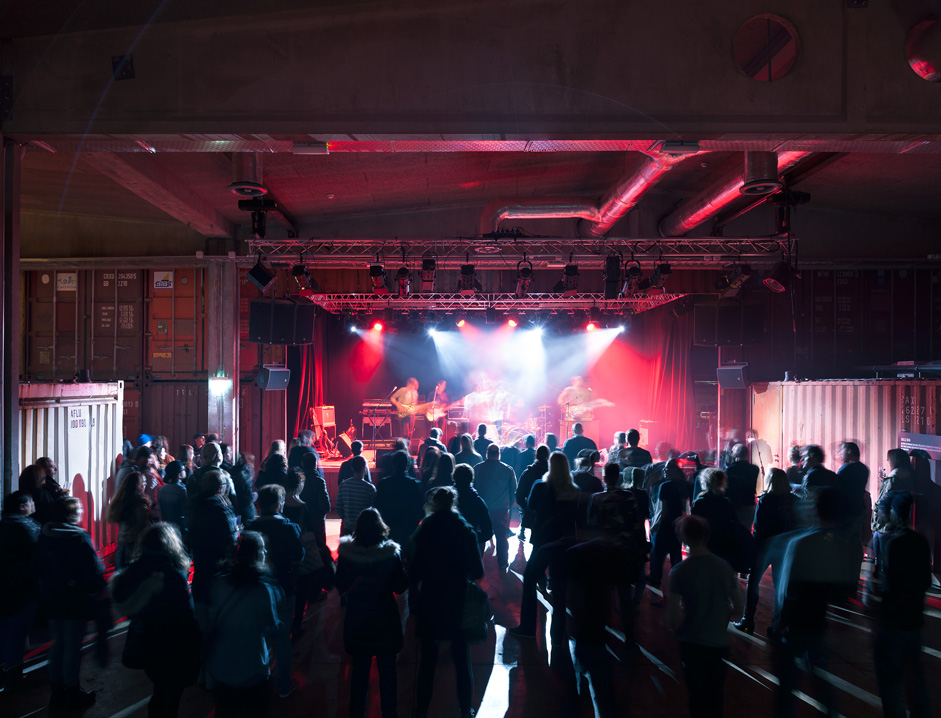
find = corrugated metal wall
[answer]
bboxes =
[19,382,124,549]
[752,380,941,496]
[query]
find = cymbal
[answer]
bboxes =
[537,405,552,410]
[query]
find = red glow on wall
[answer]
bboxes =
[351,332,383,382]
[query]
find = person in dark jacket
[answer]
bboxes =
[107,470,152,570]
[300,453,331,547]
[373,451,425,549]
[724,443,760,530]
[255,452,289,491]
[562,423,597,468]
[692,468,744,571]
[473,444,517,570]
[230,452,257,526]
[288,430,319,470]
[409,487,485,718]
[158,461,188,540]
[647,459,691,590]
[19,464,59,526]
[800,444,839,498]
[339,440,370,484]
[454,433,483,468]
[453,463,495,549]
[187,469,239,607]
[0,491,41,691]
[572,449,603,494]
[427,451,456,489]
[248,485,303,696]
[619,428,652,469]
[837,441,869,537]
[516,434,536,476]
[515,445,549,542]
[473,423,493,457]
[111,524,201,718]
[335,508,409,718]
[35,497,105,710]
[734,468,797,634]
[870,492,932,718]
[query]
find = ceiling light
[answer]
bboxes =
[292,260,319,293]
[396,266,411,298]
[657,140,701,155]
[621,260,643,296]
[369,265,389,295]
[555,263,579,297]
[650,262,672,289]
[420,258,437,292]
[764,262,790,293]
[515,259,534,299]
[247,256,277,294]
[715,264,753,297]
[587,306,602,331]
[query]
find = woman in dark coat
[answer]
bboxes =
[692,468,749,571]
[111,524,201,717]
[107,470,152,570]
[409,487,484,718]
[452,463,495,549]
[734,468,797,634]
[335,508,409,718]
[35,497,106,710]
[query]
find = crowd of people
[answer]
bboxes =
[0,423,938,718]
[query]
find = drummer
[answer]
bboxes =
[557,375,595,421]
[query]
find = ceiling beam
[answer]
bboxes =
[82,153,235,238]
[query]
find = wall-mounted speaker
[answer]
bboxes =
[248,299,317,345]
[717,363,749,388]
[255,366,291,391]
[693,301,764,347]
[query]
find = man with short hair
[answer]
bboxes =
[390,378,420,440]
[837,441,870,538]
[562,423,597,468]
[517,434,537,476]
[667,515,743,718]
[248,485,303,697]
[373,451,424,547]
[473,424,493,457]
[572,450,603,494]
[725,443,760,530]
[801,444,839,497]
[288,430,320,470]
[473,444,518,570]
[336,456,377,536]
[338,439,370,484]
[619,429,652,469]
[516,444,550,543]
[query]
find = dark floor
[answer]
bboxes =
[4,519,941,718]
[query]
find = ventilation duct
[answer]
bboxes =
[229,153,268,197]
[740,152,783,195]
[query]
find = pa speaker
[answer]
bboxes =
[255,366,291,391]
[248,299,317,345]
[717,363,748,388]
[693,301,764,347]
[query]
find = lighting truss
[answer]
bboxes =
[247,237,794,269]
[303,292,685,315]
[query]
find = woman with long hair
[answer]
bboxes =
[177,445,196,482]
[206,532,282,718]
[734,468,797,634]
[261,440,287,471]
[335,508,409,718]
[427,451,455,489]
[111,524,201,717]
[107,471,152,569]
[409,487,484,718]
[419,446,440,487]
[691,468,742,569]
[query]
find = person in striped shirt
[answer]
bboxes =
[337,456,376,536]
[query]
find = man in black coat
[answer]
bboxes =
[248,484,303,697]
[725,443,760,530]
[473,424,493,457]
[801,444,839,498]
[619,428,652,469]
[374,451,425,548]
[516,434,536,476]
[186,470,238,606]
[288,429,320,470]
[516,445,549,542]
[562,423,597,468]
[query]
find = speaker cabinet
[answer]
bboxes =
[693,301,764,347]
[255,366,291,391]
[717,363,749,388]
[315,405,335,427]
[248,299,317,345]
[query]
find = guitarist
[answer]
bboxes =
[425,379,450,432]
[390,377,420,439]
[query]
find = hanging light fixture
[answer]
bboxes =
[420,257,437,292]
[515,257,533,299]
[460,262,479,296]
[248,254,277,293]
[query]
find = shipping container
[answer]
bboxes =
[139,381,210,456]
[147,268,206,378]
[91,269,144,380]
[750,379,941,496]
[26,270,82,381]
[18,382,124,549]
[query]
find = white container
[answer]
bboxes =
[19,381,124,549]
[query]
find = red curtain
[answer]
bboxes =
[643,310,697,451]
[292,313,325,440]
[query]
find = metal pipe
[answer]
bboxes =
[478,197,600,237]
[659,151,812,237]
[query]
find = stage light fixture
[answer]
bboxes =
[460,264,479,296]
[650,262,672,289]
[396,266,411,298]
[764,261,790,293]
[456,317,467,328]
[515,259,534,299]
[561,263,579,297]
[621,260,643,296]
[603,254,622,299]
[369,265,389,295]
[292,260,319,294]
[248,255,277,294]
[715,264,753,297]
[420,258,437,292]
[587,306,603,331]
[455,311,467,328]
[507,316,519,328]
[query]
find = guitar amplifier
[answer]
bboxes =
[315,405,336,427]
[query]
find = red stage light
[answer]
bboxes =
[586,321,597,332]
[456,318,466,328]
[372,321,384,331]
[507,318,518,328]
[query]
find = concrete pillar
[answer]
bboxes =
[1,137,22,499]
[206,260,240,450]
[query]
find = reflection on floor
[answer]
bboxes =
[5,518,941,718]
